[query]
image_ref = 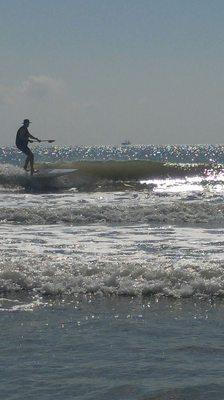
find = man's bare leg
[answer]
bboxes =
[24,156,30,171]
[29,152,34,175]
[30,158,34,175]
[23,149,34,174]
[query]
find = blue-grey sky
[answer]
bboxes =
[1,0,224,145]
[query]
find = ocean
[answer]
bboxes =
[1,144,224,399]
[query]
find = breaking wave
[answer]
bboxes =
[1,254,224,299]
[0,200,224,225]
[0,161,223,192]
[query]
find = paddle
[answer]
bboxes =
[40,140,55,143]
[29,139,55,143]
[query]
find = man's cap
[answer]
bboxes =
[23,119,31,124]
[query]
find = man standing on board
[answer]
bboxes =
[16,119,41,175]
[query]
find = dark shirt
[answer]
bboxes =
[16,126,30,147]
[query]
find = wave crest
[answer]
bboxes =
[1,254,224,299]
[0,200,223,225]
[0,161,222,192]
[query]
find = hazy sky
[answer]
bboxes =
[1,0,224,146]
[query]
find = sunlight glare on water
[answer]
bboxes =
[142,171,224,194]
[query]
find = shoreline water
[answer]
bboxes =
[1,296,224,399]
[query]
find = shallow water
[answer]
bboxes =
[1,297,224,400]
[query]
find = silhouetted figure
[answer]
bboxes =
[16,119,41,175]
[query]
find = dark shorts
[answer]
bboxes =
[16,144,33,157]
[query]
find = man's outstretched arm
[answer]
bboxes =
[28,132,41,142]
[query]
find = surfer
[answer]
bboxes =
[16,119,41,175]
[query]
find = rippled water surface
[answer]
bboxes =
[1,145,224,399]
[2,298,224,400]
[1,143,224,164]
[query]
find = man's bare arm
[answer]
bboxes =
[28,132,41,142]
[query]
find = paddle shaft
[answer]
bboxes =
[40,140,55,143]
[30,139,55,143]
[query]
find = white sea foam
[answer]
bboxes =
[0,198,223,225]
[0,223,224,299]
[1,251,224,299]
[0,163,24,176]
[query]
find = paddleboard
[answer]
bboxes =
[29,168,77,178]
